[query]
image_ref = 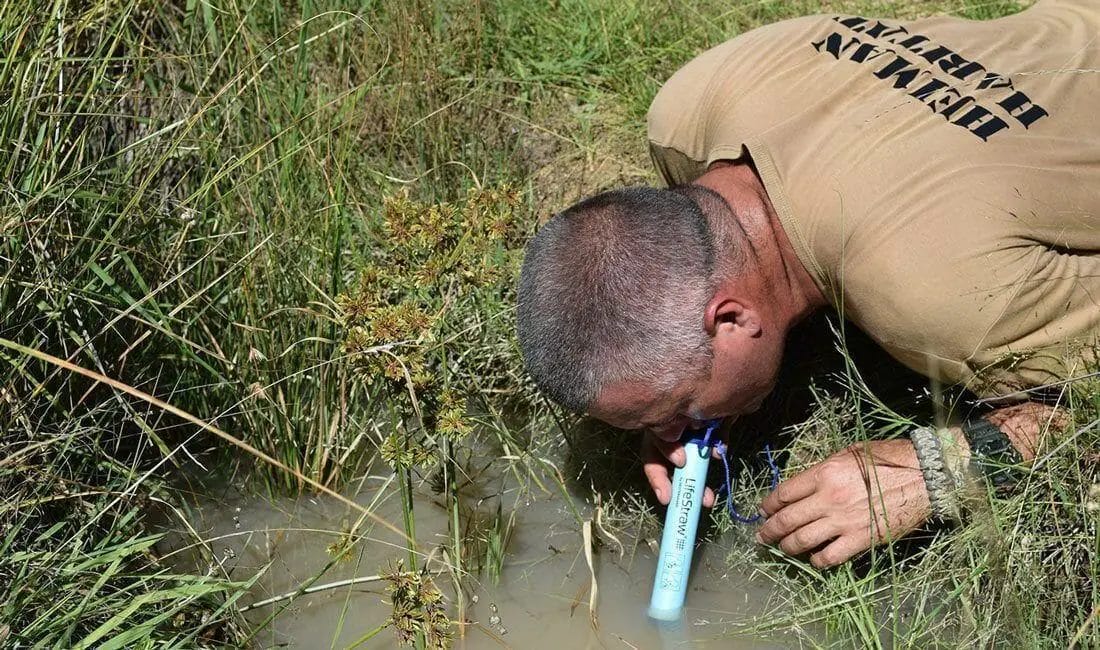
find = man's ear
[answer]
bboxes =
[705,295,762,338]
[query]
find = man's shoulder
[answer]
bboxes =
[646,15,840,156]
[648,16,832,111]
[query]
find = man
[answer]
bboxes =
[516,0,1100,568]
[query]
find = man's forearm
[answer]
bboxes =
[929,401,1061,509]
[981,400,1066,462]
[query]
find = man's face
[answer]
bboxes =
[587,329,784,440]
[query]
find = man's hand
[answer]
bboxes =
[753,401,1060,568]
[756,439,931,569]
[642,431,722,508]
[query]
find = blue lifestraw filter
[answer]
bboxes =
[647,421,718,622]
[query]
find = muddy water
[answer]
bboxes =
[165,480,786,649]
[163,429,786,649]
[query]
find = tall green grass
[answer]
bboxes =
[8,0,1095,647]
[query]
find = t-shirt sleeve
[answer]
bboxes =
[648,143,706,187]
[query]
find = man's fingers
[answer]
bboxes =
[756,494,828,545]
[641,434,681,504]
[777,519,839,556]
[759,472,817,516]
[642,434,673,505]
[643,460,672,505]
[643,464,719,508]
[653,438,685,467]
[810,535,867,569]
[641,434,723,507]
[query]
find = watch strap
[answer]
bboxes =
[961,417,1022,493]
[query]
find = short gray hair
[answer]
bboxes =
[516,185,726,412]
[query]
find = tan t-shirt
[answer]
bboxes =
[648,0,1100,398]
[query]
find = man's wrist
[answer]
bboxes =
[936,427,973,493]
[909,426,961,522]
[961,416,1024,494]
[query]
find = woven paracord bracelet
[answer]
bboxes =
[910,426,961,522]
[936,427,972,494]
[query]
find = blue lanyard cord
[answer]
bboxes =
[693,421,780,525]
[713,440,780,525]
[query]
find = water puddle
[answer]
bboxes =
[164,478,787,647]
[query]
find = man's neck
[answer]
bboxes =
[695,160,826,328]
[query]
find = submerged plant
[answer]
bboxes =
[325,524,358,563]
[340,185,530,631]
[383,561,453,650]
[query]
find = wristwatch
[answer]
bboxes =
[961,417,1023,494]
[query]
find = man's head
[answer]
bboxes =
[516,184,787,437]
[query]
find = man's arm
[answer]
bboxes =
[982,400,1066,462]
[755,401,1063,568]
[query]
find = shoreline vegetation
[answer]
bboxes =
[3,0,1097,647]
